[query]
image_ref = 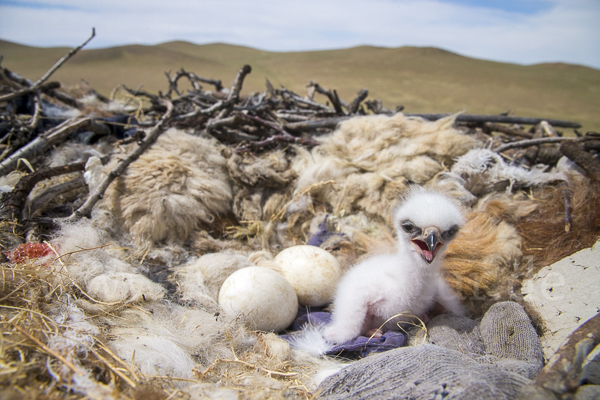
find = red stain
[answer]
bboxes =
[5,242,54,263]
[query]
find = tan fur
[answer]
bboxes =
[227,149,297,188]
[174,252,251,312]
[101,129,232,249]
[443,212,522,298]
[516,176,600,270]
[294,113,480,220]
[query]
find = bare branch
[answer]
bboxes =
[237,134,319,153]
[27,90,42,131]
[482,122,534,139]
[493,137,571,153]
[0,117,93,177]
[559,140,600,183]
[308,81,346,115]
[165,68,223,98]
[406,113,581,128]
[349,89,368,114]
[216,65,252,119]
[66,99,174,221]
[522,313,600,398]
[285,116,351,132]
[279,88,336,113]
[0,28,95,102]
[0,161,87,223]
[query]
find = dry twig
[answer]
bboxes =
[67,99,174,220]
[493,137,572,153]
[0,161,87,222]
[0,28,95,103]
[521,313,600,399]
[560,140,600,183]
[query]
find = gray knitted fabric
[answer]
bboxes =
[317,301,544,400]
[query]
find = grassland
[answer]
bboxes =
[1,39,599,132]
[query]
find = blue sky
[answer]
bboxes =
[1,0,599,69]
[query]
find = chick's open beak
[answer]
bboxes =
[410,227,442,264]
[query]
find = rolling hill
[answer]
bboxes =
[1,39,599,132]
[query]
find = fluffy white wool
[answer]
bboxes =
[425,172,478,205]
[451,148,566,190]
[107,303,236,382]
[87,272,165,303]
[50,296,99,352]
[174,252,251,311]
[227,149,296,188]
[101,128,232,248]
[110,333,196,380]
[46,297,113,399]
[79,94,140,114]
[48,143,106,168]
[51,218,164,303]
[0,170,26,192]
[293,113,479,219]
[83,156,105,192]
[288,324,333,356]
[322,113,472,165]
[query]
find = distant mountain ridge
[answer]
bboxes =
[1,39,599,132]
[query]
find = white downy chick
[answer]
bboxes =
[291,187,466,355]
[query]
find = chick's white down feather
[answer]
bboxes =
[291,188,466,355]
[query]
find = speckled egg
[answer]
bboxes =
[218,267,298,332]
[274,245,342,307]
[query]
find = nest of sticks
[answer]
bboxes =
[1,32,600,399]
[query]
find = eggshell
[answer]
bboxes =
[218,267,298,332]
[274,245,342,307]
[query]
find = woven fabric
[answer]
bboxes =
[317,301,544,399]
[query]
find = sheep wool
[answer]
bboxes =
[451,148,566,192]
[51,218,165,304]
[174,252,252,311]
[101,128,232,249]
[293,113,479,219]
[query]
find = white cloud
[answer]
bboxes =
[0,0,599,68]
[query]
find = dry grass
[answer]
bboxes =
[0,245,320,399]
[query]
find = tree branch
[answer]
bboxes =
[309,81,346,115]
[215,64,252,119]
[349,89,368,114]
[236,134,319,153]
[493,137,572,153]
[0,117,94,177]
[482,122,534,139]
[406,113,581,128]
[559,140,600,183]
[522,313,600,398]
[66,99,174,221]
[0,161,87,224]
[0,28,95,102]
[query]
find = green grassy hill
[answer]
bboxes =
[1,39,599,132]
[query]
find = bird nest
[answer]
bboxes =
[1,38,600,399]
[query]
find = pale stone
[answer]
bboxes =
[522,240,600,361]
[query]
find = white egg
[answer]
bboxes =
[274,245,342,307]
[218,267,298,332]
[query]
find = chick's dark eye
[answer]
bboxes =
[443,226,459,240]
[401,222,415,233]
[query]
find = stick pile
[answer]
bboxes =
[1,32,600,399]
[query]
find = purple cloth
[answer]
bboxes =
[289,309,332,331]
[306,214,345,246]
[327,331,407,357]
[282,307,407,358]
